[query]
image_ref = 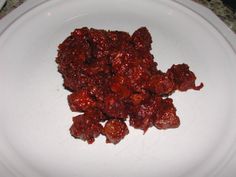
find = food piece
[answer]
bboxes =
[56,27,203,144]
[104,119,129,144]
[68,89,96,112]
[167,64,203,91]
[129,96,161,132]
[153,98,180,129]
[84,108,106,122]
[103,94,128,119]
[70,114,103,144]
[131,27,152,51]
[146,72,175,96]
[129,91,150,105]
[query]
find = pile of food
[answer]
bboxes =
[56,27,203,144]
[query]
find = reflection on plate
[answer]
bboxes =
[0,0,236,177]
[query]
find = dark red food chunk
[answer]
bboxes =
[56,27,203,144]
[103,94,128,119]
[70,114,103,144]
[129,96,161,132]
[146,72,175,96]
[131,27,152,51]
[68,89,96,112]
[153,98,180,129]
[104,119,129,144]
[167,64,204,91]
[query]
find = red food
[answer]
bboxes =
[56,27,203,144]
[146,71,175,96]
[70,114,103,144]
[103,94,128,119]
[68,89,96,112]
[167,64,203,91]
[104,119,129,144]
[153,98,180,129]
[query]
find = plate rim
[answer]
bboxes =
[0,0,235,49]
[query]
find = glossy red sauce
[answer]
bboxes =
[56,27,203,144]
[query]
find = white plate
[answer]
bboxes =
[0,0,236,177]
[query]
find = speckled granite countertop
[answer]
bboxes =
[0,0,236,33]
